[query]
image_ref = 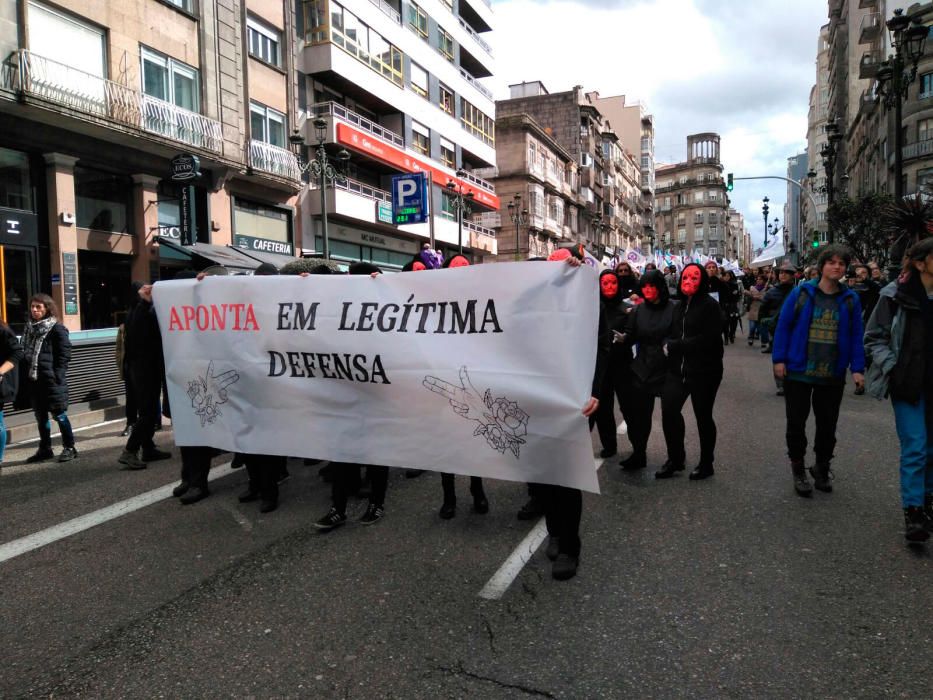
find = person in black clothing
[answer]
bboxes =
[758,262,798,394]
[614,261,640,298]
[118,282,172,470]
[618,269,674,472]
[0,321,23,464]
[719,270,740,344]
[116,281,143,437]
[659,263,725,480]
[22,294,77,463]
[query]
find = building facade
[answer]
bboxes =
[803,24,831,242]
[653,134,729,258]
[785,151,809,262]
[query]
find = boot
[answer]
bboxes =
[439,500,456,519]
[809,462,833,493]
[599,445,617,459]
[619,451,647,471]
[471,480,489,514]
[904,507,930,543]
[172,481,190,498]
[654,460,685,479]
[791,460,812,496]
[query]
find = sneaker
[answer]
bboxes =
[26,448,54,464]
[551,552,579,581]
[56,447,78,463]
[314,507,347,531]
[118,449,147,470]
[904,507,930,543]
[809,463,834,493]
[545,536,560,561]
[142,448,171,462]
[360,503,385,525]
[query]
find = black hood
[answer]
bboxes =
[640,269,670,303]
[349,261,382,276]
[678,263,710,298]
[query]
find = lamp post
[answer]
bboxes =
[762,196,770,246]
[506,193,528,261]
[875,8,928,200]
[446,169,474,255]
[820,119,844,242]
[289,117,349,260]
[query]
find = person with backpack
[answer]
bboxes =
[772,245,865,497]
[759,262,798,395]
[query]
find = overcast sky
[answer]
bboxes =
[489,0,829,250]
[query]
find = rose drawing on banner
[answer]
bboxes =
[186,360,240,427]
[423,366,529,458]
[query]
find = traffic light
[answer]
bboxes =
[812,234,820,248]
[726,173,734,191]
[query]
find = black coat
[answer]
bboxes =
[124,300,163,369]
[667,293,725,383]
[24,323,71,413]
[759,282,795,324]
[626,303,675,393]
[0,325,24,406]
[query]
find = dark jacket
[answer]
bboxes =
[124,299,163,369]
[626,270,674,393]
[0,324,24,405]
[758,281,795,327]
[666,264,724,383]
[24,323,71,412]
[600,270,633,366]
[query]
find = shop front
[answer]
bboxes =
[314,223,420,271]
[0,146,41,334]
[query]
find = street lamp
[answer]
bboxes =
[289,117,350,260]
[875,8,927,200]
[506,193,528,261]
[446,169,474,255]
[762,196,770,246]
[819,119,844,243]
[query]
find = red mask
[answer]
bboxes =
[448,256,470,268]
[642,284,659,302]
[600,275,619,299]
[548,248,572,262]
[412,261,426,271]
[681,266,702,296]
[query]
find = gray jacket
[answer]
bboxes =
[863,281,902,400]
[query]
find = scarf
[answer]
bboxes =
[22,316,57,381]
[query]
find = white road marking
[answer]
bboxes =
[14,418,128,445]
[0,462,236,565]
[478,458,603,600]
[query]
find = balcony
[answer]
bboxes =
[859,51,880,79]
[5,50,222,152]
[859,12,881,45]
[458,67,493,100]
[457,16,492,56]
[249,140,300,181]
[308,101,403,148]
[902,138,933,162]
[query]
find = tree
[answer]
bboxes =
[827,192,894,265]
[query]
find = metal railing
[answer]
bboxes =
[464,218,496,237]
[457,16,492,55]
[902,138,933,161]
[249,140,301,180]
[458,67,493,100]
[367,0,400,23]
[458,168,496,193]
[8,50,222,152]
[308,101,404,147]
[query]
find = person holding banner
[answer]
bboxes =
[620,269,674,472]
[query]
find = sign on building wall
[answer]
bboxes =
[234,234,293,257]
[392,173,429,225]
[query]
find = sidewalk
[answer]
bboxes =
[6,401,129,445]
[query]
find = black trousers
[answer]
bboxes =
[661,374,722,467]
[180,446,213,489]
[626,387,657,455]
[332,463,388,514]
[243,454,285,503]
[123,361,137,425]
[441,473,485,503]
[125,363,159,453]
[784,379,845,463]
[541,484,582,556]
[591,364,635,452]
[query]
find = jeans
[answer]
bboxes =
[784,379,845,463]
[34,407,74,450]
[661,374,722,467]
[0,409,6,462]
[748,320,770,345]
[892,396,933,507]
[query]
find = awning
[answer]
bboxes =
[233,246,294,270]
[157,238,261,273]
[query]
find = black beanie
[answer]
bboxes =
[254,262,279,276]
[349,261,382,276]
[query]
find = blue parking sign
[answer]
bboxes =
[392,173,429,225]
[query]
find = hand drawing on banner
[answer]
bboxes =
[423,366,529,458]
[186,360,240,427]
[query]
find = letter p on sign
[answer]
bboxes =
[391,172,428,224]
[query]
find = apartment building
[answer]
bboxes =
[600,130,643,256]
[653,134,729,258]
[725,207,747,262]
[0,0,302,334]
[296,0,498,268]
[785,151,809,262]
[803,24,831,240]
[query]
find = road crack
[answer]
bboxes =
[434,661,556,698]
[480,613,498,655]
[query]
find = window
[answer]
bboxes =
[440,138,455,169]
[438,83,454,115]
[460,98,494,146]
[165,0,192,11]
[140,47,202,144]
[248,16,281,67]
[437,26,454,62]
[234,198,293,254]
[694,191,704,202]
[410,61,428,98]
[250,102,286,147]
[324,2,402,86]
[678,229,686,242]
[75,166,131,233]
[28,2,105,102]
[0,147,33,211]
[919,118,933,142]
[411,120,430,156]
[921,72,933,99]
[408,2,428,39]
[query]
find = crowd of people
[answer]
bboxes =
[1,237,931,580]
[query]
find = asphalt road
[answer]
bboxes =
[0,328,926,699]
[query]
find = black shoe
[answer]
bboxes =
[791,460,812,496]
[439,501,457,519]
[118,449,146,470]
[473,496,489,514]
[761,346,771,354]
[545,536,560,561]
[904,507,930,543]
[619,452,647,471]
[517,498,544,520]
[776,388,785,396]
[172,481,190,498]
[238,488,259,503]
[26,448,54,464]
[142,448,171,462]
[360,503,384,525]
[809,463,833,493]
[180,486,209,505]
[689,465,714,480]
[654,461,685,479]
[405,469,425,479]
[551,552,579,581]
[57,447,78,463]
[231,454,246,469]
[314,507,347,531]
[120,425,132,437]
[747,339,754,346]
[259,498,278,514]
[599,446,618,459]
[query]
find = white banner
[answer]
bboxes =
[152,263,601,493]
[750,237,785,266]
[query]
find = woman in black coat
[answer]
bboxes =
[618,269,675,471]
[21,293,76,463]
[659,263,725,480]
[719,270,740,344]
[0,321,24,463]
[592,269,634,458]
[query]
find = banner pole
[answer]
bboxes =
[427,171,436,249]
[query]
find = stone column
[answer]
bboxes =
[131,174,161,282]
[43,153,80,331]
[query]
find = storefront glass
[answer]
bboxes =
[0,147,33,212]
[75,166,132,233]
[77,250,132,329]
[2,247,35,334]
[233,198,293,256]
